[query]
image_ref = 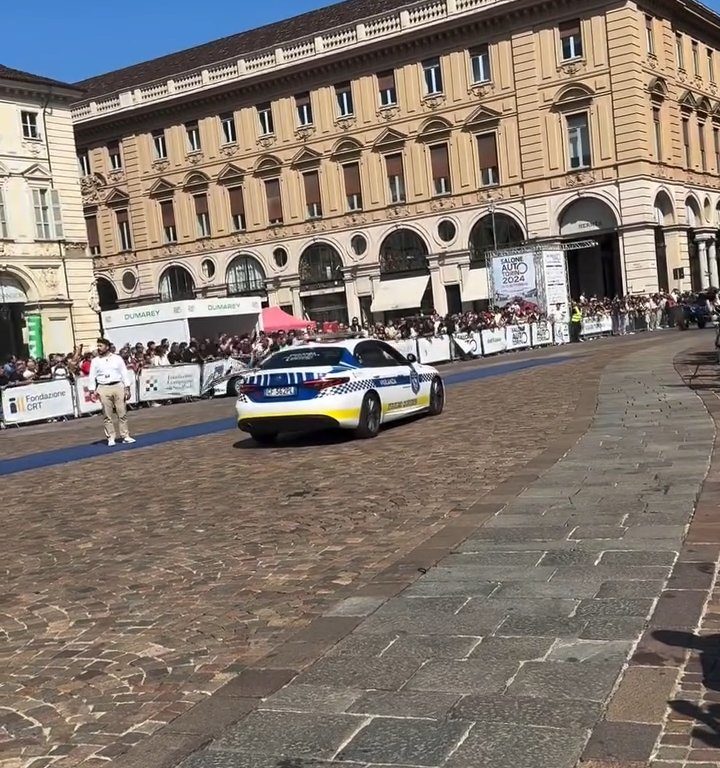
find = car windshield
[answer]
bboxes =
[260,347,346,370]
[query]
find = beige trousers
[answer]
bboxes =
[97,383,129,440]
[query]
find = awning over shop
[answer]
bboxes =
[370,275,429,313]
[460,268,488,302]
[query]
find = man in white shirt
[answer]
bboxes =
[88,338,135,447]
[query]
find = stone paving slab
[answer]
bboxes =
[178,338,715,768]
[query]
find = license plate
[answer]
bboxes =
[265,387,296,397]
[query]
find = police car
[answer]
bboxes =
[235,338,445,443]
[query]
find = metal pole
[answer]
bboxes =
[490,202,498,251]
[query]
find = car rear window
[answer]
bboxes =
[260,347,345,369]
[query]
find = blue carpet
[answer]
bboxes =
[0,353,574,477]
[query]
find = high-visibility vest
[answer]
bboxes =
[571,308,582,323]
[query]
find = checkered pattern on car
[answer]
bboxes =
[419,373,435,382]
[316,379,370,398]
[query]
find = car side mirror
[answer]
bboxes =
[406,353,417,363]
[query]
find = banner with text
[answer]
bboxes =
[1,380,75,425]
[490,252,538,307]
[481,329,506,355]
[75,375,138,415]
[530,322,553,347]
[581,317,613,337]
[139,364,201,402]
[505,323,531,351]
[554,323,570,345]
[452,332,482,358]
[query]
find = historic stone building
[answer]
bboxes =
[0,65,99,358]
[71,0,720,324]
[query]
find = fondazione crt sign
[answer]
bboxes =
[490,252,538,306]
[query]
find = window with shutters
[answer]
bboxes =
[152,129,168,159]
[470,45,492,84]
[653,107,662,161]
[567,113,591,169]
[645,16,655,56]
[185,121,202,153]
[108,140,123,170]
[264,178,283,224]
[377,71,397,106]
[335,83,354,117]
[303,171,322,219]
[194,194,211,237]
[699,119,707,171]
[21,111,39,140]
[560,19,583,60]
[116,208,132,251]
[220,113,237,144]
[422,58,443,95]
[343,163,362,211]
[295,93,313,126]
[228,186,246,231]
[159,199,177,243]
[476,134,499,186]
[85,214,100,255]
[430,144,451,195]
[676,34,685,69]
[385,153,405,204]
[78,150,91,176]
[682,117,691,166]
[0,188,7,238]
[257,103,274,135]
[33,188,63,240]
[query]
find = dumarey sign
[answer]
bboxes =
[103,297,262,328]
[490,251,538,306]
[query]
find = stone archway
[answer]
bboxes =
[559,197,622,299]
[298,243,347,324]
[468,213,525,268]
[0,273,30,359]
[96,277,118,312]
[159,265,195,302]
[226,255,266,296]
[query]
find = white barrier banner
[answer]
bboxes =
[505,324,531,351]
[554,323,570,345]
[452,332,482,357]
[581,316,613,336]
[531,322,553,347]
[387,338,419,361]
[481,329,506,355]
[417,335,452,364]
[201,358,248,394]
[1,380,75,424]
[139,364,201,402]
[75,375,138,415]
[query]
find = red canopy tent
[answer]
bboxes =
[261,306,314,334]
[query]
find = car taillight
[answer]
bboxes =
[239,383,260,395]
[302,377,349,391]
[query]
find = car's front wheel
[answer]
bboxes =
[354,392,381,439]
[248,430,278,445]
[428,376,445,416]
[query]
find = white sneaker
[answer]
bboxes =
[107,438,116,447]
[121,437,136,444]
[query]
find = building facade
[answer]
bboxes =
[0,65,100,360]
[71,0,720,325]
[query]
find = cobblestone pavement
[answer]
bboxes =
[176,335,718,768]
[0,338,645,768]
[0,332,707,768]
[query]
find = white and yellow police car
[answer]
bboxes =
[236,338,444,443]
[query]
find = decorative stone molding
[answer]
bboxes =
[345,213,367,227]
[557,60,586,77]
[21,140,42,156]
[294,125,316,141]
[232,232,250,244]
[565,170,596,187]
[422,94,447,111]
[646,55,659,71]
[430,196,456,211]
[108,169,125,184]
[335,115,357,131]
[377,105,400,121]
[469,83,494,99]
[219,144,239,157]
[257,135,277,149]
[476,187,505,203]
[152,159,170,172]
[387,204,409,218]
[80,174,105,204]
[186,151,204,166]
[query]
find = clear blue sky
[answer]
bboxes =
[3,1,332,83]
[6,0,720,84]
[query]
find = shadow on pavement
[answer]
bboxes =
[654,629,720,747]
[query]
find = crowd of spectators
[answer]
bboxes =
[0,289,711,389]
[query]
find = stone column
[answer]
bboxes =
[290,286,303,317]
[428,266,447,315]
[709,239,719,288]
[342,268,361,322]
[698,238,710,290]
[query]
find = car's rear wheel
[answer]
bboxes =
[355,392,381,439]
[248,430,278,445]
[229,377,243,396]
[428,376,445,416]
